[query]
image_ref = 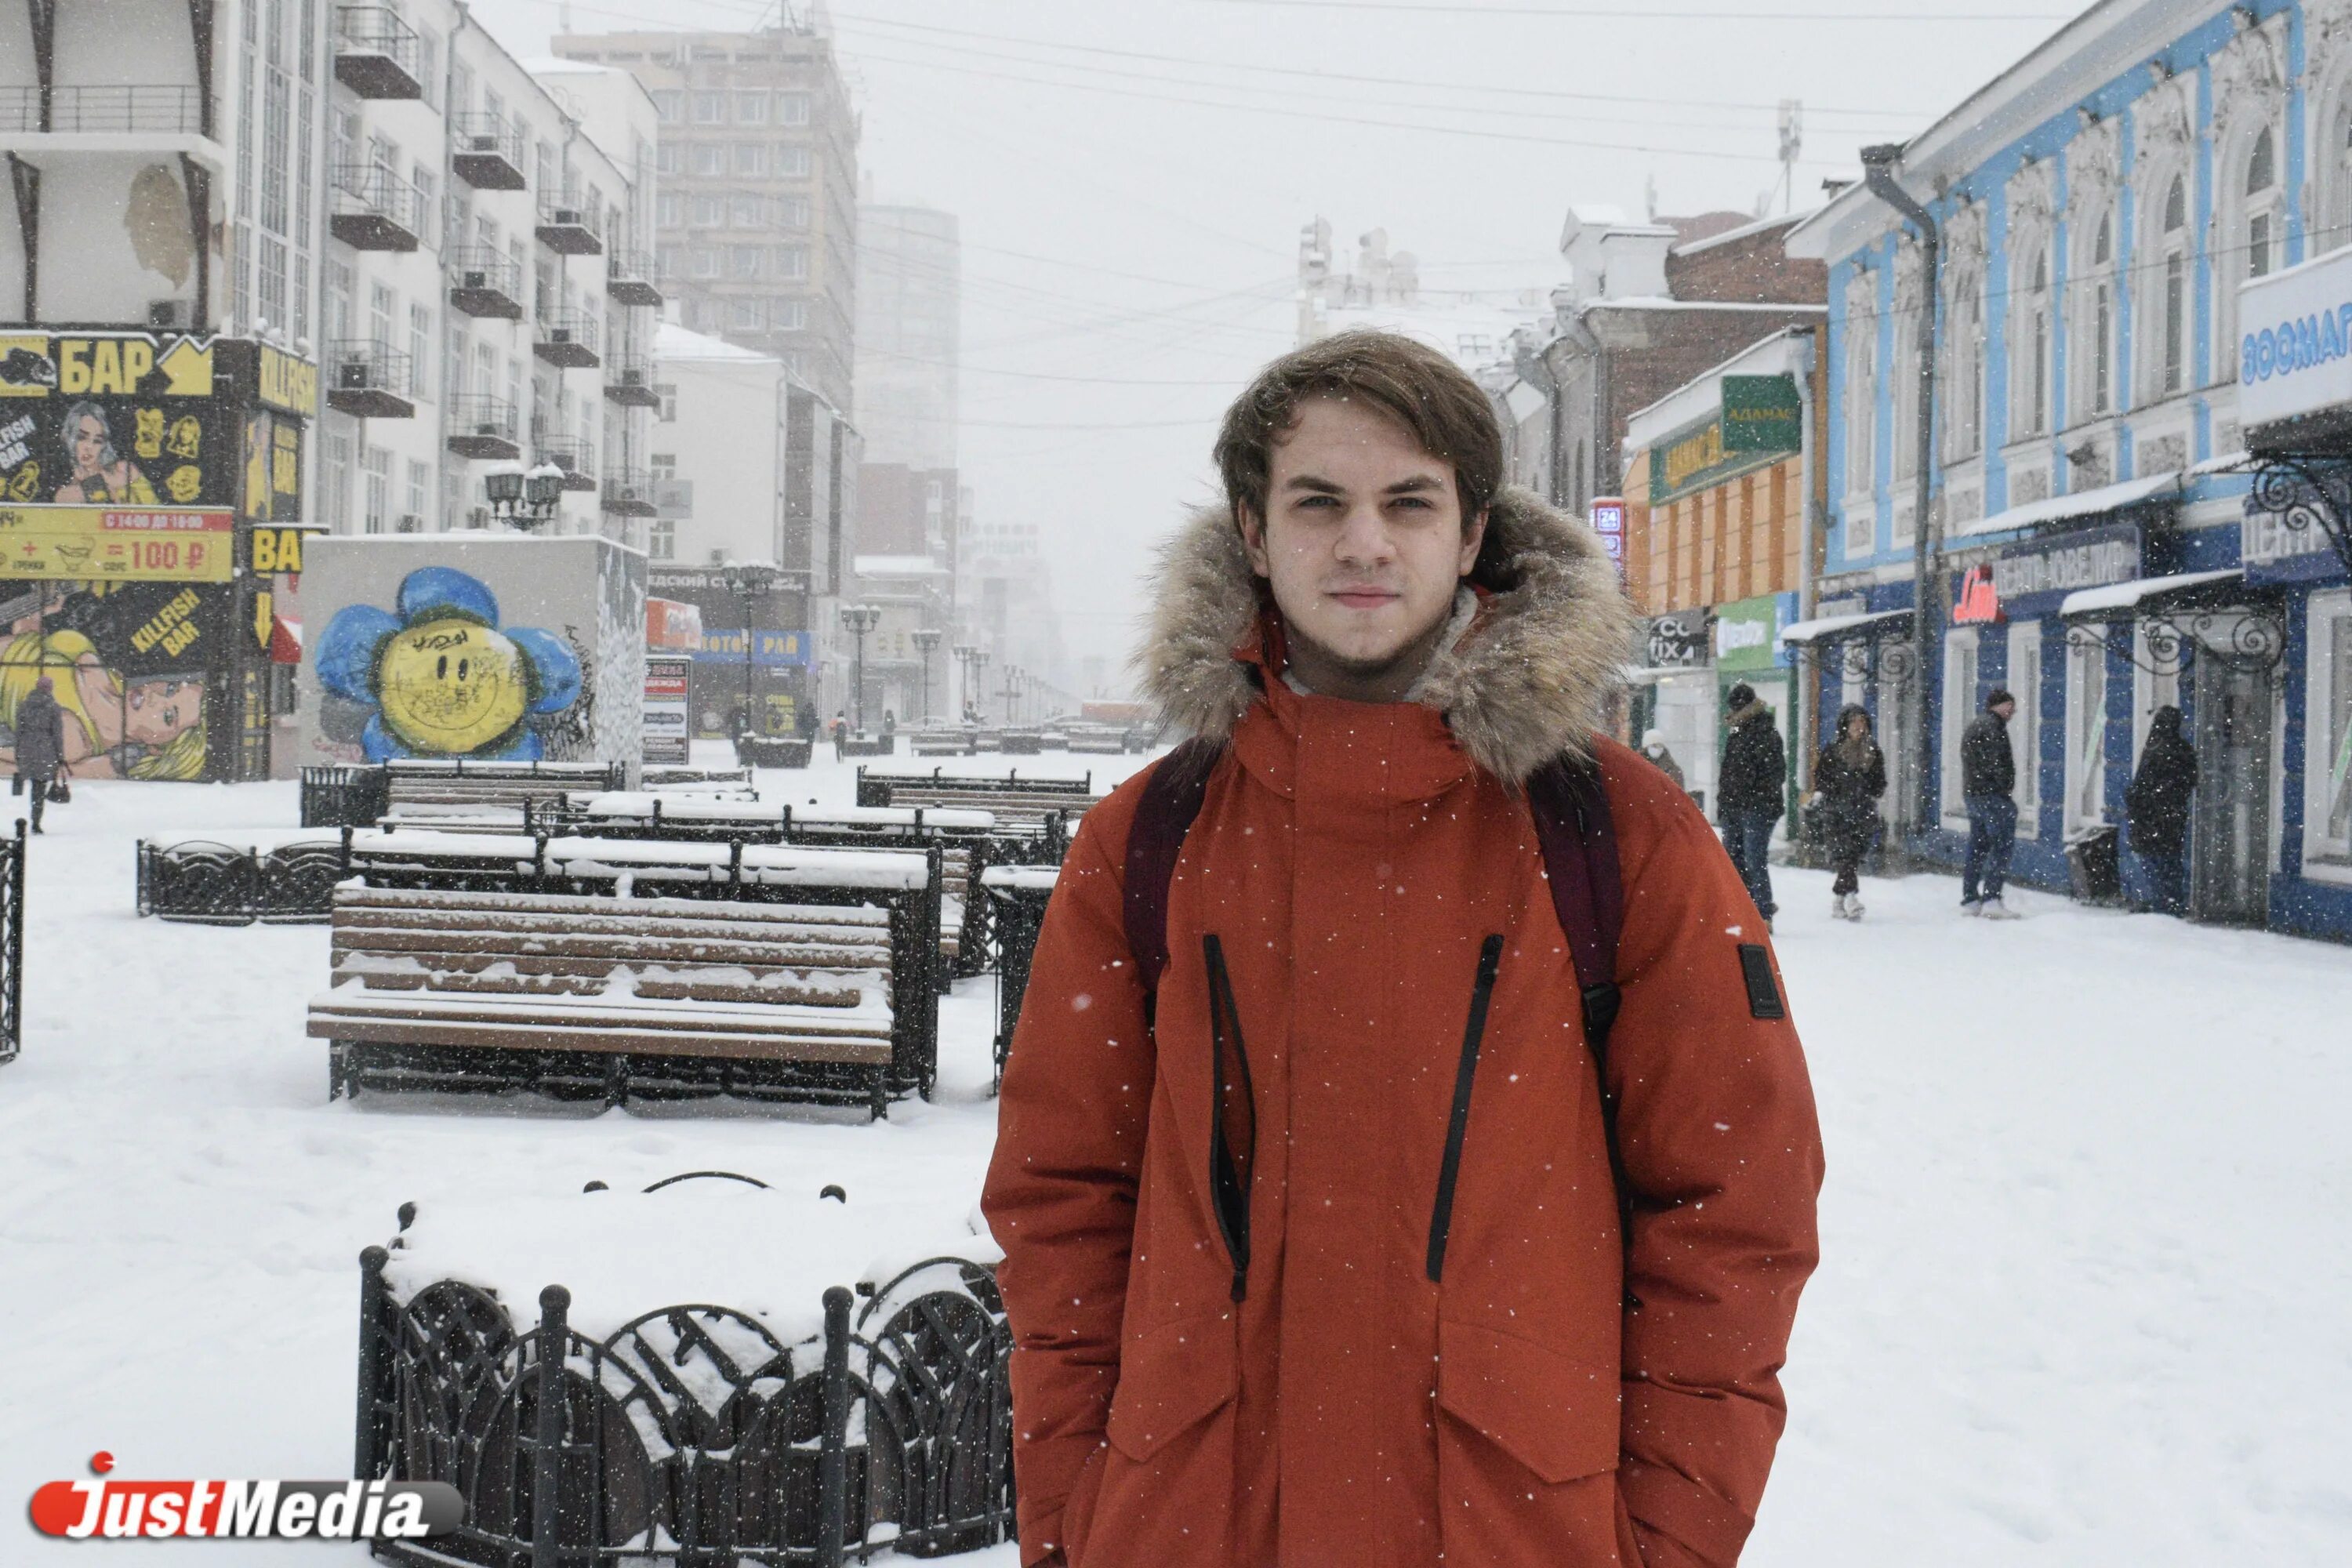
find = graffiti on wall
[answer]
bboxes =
[0,579,220,780]
[315,568,583,762]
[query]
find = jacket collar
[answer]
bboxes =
[1134,487,1635,789]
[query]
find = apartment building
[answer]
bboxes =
[855,200,956,470]
[0,0,328,779]
[313,2,660,543]
[552,16,858,412]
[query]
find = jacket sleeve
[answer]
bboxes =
[1604,775,1824,1567]
[979,793,1153,1568]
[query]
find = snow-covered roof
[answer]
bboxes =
[2058,569,2243,620]
[1625,325,1816,449]
[1957,471,2182,539]
[655,321,781,364]
[1669,209,1819,260]
[1781,608,1913,645]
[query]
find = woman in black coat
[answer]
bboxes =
[2127,705,2198,916]
[1813,704,1887,920]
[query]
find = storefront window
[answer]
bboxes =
[1941,630,1977,827]
[2065,633,2110,836]
[2012,622,2042,836]
[2307,590,2352,868]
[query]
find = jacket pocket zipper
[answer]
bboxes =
[1203,934,1256,1302]
[1425,934,1506,1283]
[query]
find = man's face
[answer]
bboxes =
[1240,396,1484,691]
[1992,700,2016,722]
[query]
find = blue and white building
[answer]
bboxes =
[1787,0,2352,941]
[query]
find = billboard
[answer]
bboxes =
[643,655,691,765]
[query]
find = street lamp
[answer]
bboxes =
[967,647,989,724]
[1000,663,1022,727]
[719,561,782,741]
[840,602,880,733]
[910,627,942,724]
[484,463,565,532]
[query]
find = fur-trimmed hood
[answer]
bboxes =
[1134,486,1635,786]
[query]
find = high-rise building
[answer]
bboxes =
[552,13,858,412]
[855,201,957,470]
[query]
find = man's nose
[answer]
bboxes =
[1332,504,1394,565]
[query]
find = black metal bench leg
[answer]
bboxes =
[869,1066,888,1123]
[328,1042,347,1102]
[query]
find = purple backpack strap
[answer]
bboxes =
[1122,736,1225,1018]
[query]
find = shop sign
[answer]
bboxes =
[1952,564,2002,624]
[1714,592,1795,672]
[0,505,232,583]
[245,526,307,575]
[1649,404,1794,506]
[1722,375,1802,453]
[2236,246,2352,430]
[699,627,812,667]
[1588,496,1624,568]
[1642,610,1710,669]
[2241,483,2346,586]
[1990,521,2140,616]
[643,655,691,765]
[647,597,702,652]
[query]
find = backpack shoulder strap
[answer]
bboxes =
[1122,735,1225,1018]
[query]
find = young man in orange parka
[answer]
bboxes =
[982,331,1824,1568]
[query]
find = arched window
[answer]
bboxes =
[2246,127,2278,281]
[2091,213,2115,415]
[2010,245,2051,437]
[1845,309,1875,500]
[1945,271,1984,459]
[2161,177,2187,395]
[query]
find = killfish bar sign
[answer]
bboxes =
[2238,245,2352,430]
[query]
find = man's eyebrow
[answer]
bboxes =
[1280,474,1345,494]
[1383,475,1444,495]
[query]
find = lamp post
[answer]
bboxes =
[953,644,975,723]
[840,602,880,734]
[484,463,565,532]
[968,648,989,724]
[720,561,782,739]
[910,627,942,724]
[1000,663,1022,727]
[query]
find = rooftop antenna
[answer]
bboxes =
[1778,100,1804,213]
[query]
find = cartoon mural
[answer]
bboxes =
[0,580,218,780]
[315,567,584,761]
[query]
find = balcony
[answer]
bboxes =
[532,310,601,370]
[449,114,526,191]
[607,250,663,308]
[535,195,604,256]
[601,468,658,517]
[332,6,423,100]
[0,84,211,135]
[532,437,602,492]
[446,396,521,460]
[446,248,523,320]
[330,165,419,251]
[601,358,660,406]
[325,340,415,419]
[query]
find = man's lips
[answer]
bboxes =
[1327,587,1399,609]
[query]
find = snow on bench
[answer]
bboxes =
[310,884,899,1118]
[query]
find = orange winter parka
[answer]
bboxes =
[981,490,1824,1568]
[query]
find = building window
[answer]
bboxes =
[1945,272,1984,460]
[735,90,768,123]
[657,193,684,228]
[649,517,677,559]
[2090,212,2114,416]
[728,298,762,329]
[405,459,429,528]
[731,194,764,227]
[2064,632,2110,837]
[651,89,682,122]
[2307,588,2352,868]
[775,144,811,176]
[691,246,719,278]
[408,303,431,401]
[655,383,677,422]
[780,195,810,229]
[768,298,808,330]
[776,92,811,125]
[2159,176,2187,396]
[691,92,725,125]
[325,430,349,531]
[691,143,723,176]
[2012,622,2042,836]
[733,142,764,176]
[2011,245,2051,438]
[1843,296,1875,549]
[655,141,680,176]
[731,245,763,278]
[2221,127,2283,384]
[691,195,724,227]
[363,446,390,534]
[773,245,809,280]
[1940,629,1979,828]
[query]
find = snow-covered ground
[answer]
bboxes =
[2,748,2349,1565]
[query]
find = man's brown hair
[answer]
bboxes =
[1214,331,1507,573]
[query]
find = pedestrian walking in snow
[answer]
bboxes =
[1813,703,1887,920]
[1640,726,1686,789]
[1717,681,1787,926]
[1960,688,2021,917]
[12,674,67,834]
[984,331,1824,1568]
[2126,705,2198,916]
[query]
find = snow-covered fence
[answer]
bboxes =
[300,760,630,829]
[981,866,1058,1092]
[136,829,353,924]
[354,1185,1014,1566]
[0,820,20,1068]
[853,770,1091,976]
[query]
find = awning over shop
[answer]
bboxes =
[1957,471,2182,539]
[2058,569,2243,620]
[1780,608,1912,644]
[269,615,303,665]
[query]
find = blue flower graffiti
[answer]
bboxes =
[316,567,583,761]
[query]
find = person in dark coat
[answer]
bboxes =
[1813,703,1887,920]
[1639,727,1686,789]
[1718,681,1787,924]
[1958,687,2020,916]
[13,675,67,833]
[2127,705,2198,916]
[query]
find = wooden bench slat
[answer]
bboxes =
[332,884,891,926]
[334,933,890,968]
[310,992,892,1039]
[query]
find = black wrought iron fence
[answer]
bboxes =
[356,1223,1014,1566]
[136,833,351,924]
[303,765,394,828]
[0,820,22,1068]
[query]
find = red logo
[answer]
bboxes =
[28,1454,461,1540]
[1953,564,2002,625]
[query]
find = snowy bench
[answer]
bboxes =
[334,832,943,1098]
[298,760,630,828]
[910,730,975,757]
[734,735,814,770]
[310,884,898,1118]
[854,765,1099,835]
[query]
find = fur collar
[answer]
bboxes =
[1134,487,1635,786]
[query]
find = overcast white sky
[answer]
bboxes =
[473,0,2079,688]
